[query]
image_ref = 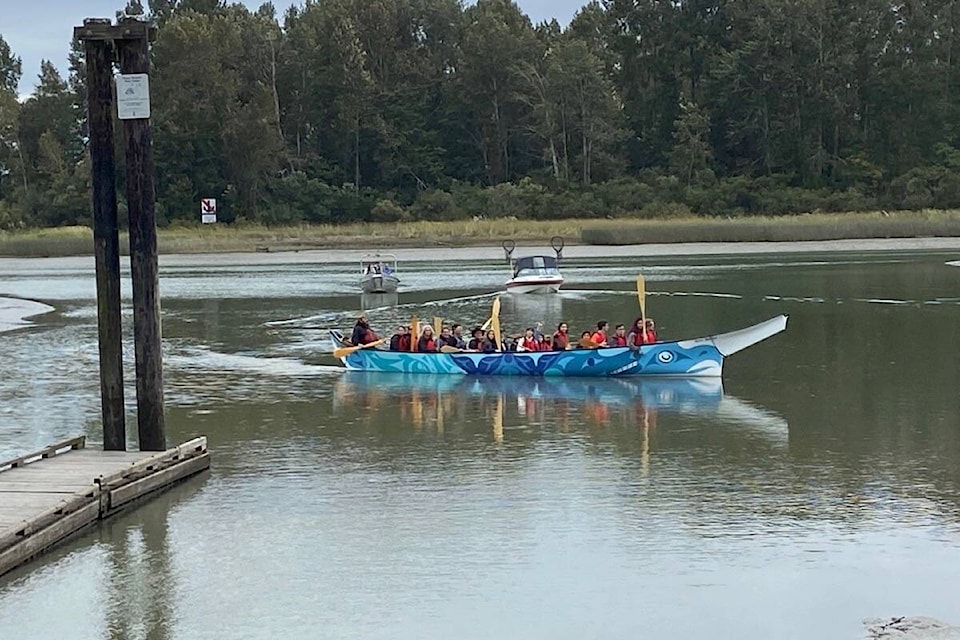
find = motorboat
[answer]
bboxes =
[503,237,564,294]
[359,253,399,293]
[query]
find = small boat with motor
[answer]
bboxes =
[502,237,565,294]
[359,253,399,293]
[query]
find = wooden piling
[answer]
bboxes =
[83,25,126,452]
[117,22,166,452]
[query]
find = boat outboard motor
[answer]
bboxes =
[551,235,565,261]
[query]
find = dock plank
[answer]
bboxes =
[0,437,209,578]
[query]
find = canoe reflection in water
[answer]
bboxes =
[332,372,787,445]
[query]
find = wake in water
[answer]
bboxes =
[763,294,960,306]
[167,344,343,377]
[557,288,743,300]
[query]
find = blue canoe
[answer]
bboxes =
[337,315,788,377]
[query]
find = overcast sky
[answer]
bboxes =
[2,0,585,96]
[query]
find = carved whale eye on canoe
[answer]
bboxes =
[657,351,675,364]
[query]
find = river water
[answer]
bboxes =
[0,247,959,639]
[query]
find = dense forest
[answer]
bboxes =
[3,0,960,229]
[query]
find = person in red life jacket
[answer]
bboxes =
[612,323,628,347]
[538,334,552,350]
[350,316,378,345]
[628,316,657,347]
[389,325,411,351]
[517,328,539,352]
[590,321,609,347]
[417,325,438,352]
[552,322,570,351]
[643,318,658,343]
[467,326,484,351]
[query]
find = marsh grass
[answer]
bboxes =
[0,226,100,257]
[2,210,959,257]
[0,220,581,257]
[581,210,960,244]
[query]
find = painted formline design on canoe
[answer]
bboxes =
[339,315,788,377]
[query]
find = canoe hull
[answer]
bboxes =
[340,315,787,377]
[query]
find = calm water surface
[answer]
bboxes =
[1,250,959,639]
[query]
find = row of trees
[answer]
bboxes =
[4,0,960,229]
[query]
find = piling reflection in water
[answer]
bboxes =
[99,477,206,640]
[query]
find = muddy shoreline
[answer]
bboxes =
[0,237,958,270]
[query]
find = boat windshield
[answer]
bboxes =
[360,256,397,275]
[513,255,560,278]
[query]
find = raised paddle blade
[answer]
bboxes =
[433,316,442,335]
[333,337,387,359]
[480,316,493,331]
[491,296,502,351]
[410,315,419,352]
[637,274,646,322]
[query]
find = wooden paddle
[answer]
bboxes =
[410,315,419,352]
[433,316,443,335]
[333,337,387,359]
[637,274,647,330]
[491,296,502,352]
[440,345,463,353]
[578,337,600,349]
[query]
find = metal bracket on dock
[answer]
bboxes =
[95,436,208,490]
[96,436,209,514]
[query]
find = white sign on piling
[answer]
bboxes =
[116,74,150,120]
[201,198,217,224]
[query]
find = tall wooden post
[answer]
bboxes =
[77,19,126,451]
[116,21,166,452]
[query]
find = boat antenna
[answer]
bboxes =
[551,236,565,261]
[502,239,516,264]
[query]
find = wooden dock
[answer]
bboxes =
[0,436,209,578]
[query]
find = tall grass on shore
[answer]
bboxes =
[0,227,100,257]
[0,220,585,257]
[581,210,960,244]
[3,210,960,258]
